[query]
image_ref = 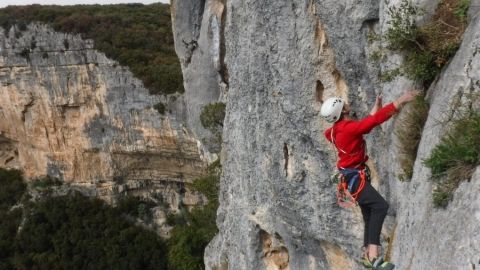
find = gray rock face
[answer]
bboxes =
[171,0,227,153]
[390,12,480,270]
[177,0,480,269]
[205,1,377,269]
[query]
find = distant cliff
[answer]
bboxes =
[172,0,480,269]
[0,22,209,230]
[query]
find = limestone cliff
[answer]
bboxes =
[171,0,227,152]
[172,0,480,269]
[0,23,208,224]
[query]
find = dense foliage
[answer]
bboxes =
[371,0,469,87]
[0,168,168,270]
[167,160,221,270]
[424,111,480,208]
[0,161,223,270]
[0,3,183,95]
[154,102,167,115]
[0,169,26,270]
[16,194,168,270]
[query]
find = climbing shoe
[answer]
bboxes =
[362,257,395,270]
[361,256,373,268]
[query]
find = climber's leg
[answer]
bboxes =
[356,181,388,260]
[360,204,371,250]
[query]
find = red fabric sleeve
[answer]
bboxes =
[324,127,333,142]
[348,103,398,134]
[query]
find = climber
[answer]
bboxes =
[320,90,418,270]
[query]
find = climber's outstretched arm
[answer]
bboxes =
[350,90,419,135]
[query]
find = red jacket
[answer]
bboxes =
[324,103,398,169]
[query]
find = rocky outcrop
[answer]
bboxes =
[0,23,207,220]
[389,10,480,269]
[169,0,480,269]
[171,0,227,152]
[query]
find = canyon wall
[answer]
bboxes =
[0,23,207,225]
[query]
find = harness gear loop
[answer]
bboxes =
[350,169,366,200]
[336,180,356,208]
[335,167,368,208]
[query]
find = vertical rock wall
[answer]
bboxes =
[171,0,480,269]
[171,0,227,153]
[389,10,480,269]
[205,1,380,269]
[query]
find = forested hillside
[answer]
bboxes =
[0,169,168,269]
[0,3,183,95]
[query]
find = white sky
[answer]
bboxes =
[0,0,169,8]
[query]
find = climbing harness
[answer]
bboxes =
[334,167,369,208]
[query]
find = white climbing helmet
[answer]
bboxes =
[321,97,345,123]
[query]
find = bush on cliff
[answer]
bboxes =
[424,110,480,208]
[200,103,226,130]
[167,160,221,270]
[371,0,469,87]
[0,3,183,95]
[154,102,167,115]
[200,102,226,151]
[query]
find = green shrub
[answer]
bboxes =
[403,51,439,85]
[63,38,69,50]
[454,0,471,21]
[30,175,62,189]
[154,102,166,115]
[379,68,402,83]
[166,212,177,226]
[200,102,226,131]
[200,103,226,151]
[395,96,429,181]
[432,185,452,208]
[168,160,221,270]
[423,111,480,207]
[190,160,221,203]
[384,0,422,51]
[376,0,468,86]
[0,3,183,95]
[166,211,187,226]
[117,196,155,221]
[19,48,30,60]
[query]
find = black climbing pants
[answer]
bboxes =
[355,181,389,247]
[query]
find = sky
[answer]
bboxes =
[0,0,168,8]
